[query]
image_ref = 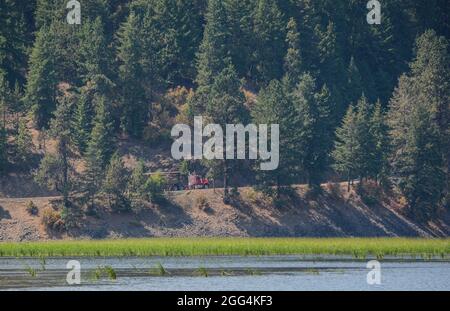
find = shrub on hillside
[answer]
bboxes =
[304,185,322,201]
[196,196,210,211]
[357,181,382,207]
[26,201,39,216]
[41,207,65,231]
[146,172,167,204]
[326,182,342,199]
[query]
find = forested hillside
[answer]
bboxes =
[0,0,448,229]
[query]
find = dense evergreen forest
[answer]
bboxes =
[0,0,448,222]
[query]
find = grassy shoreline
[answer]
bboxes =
[0,238,449,259]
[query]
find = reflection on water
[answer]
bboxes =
[0,256,449,291]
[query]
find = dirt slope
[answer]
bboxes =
[1,184,448,241]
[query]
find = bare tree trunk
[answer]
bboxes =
[223,161,229,203]
[61,140,69,208]
[347,170,351,192]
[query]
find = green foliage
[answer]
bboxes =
[225,0,254,79]
[179,160,190,177]
[203,65,247,201]
[333,95,381,188]
[78,17,111,84]
[127,160,148,213]
[35,95,75,207]
[117,12,148,138]
[41,207,64,231]
[388,30,449,220]
[26,200,39,216]
[102,153,129,212]
[145,172,167,203]
[332,105,358,189]
[251,0,286,86]
[127,161,167,209]
[1,0,449,224]
[292,74,333,188]
[72,91,93,154]
[0,1,34,86]
[87,96,115,167]
[1,238,448,258]
[80,95,115,210]
[15,118,33,163]
[369,101,390,184]
[0,126,8,172]
[25,25,59,129]
[252,79,301,196]
[346,57,364,106]
[283,18,302,88]
[196,0,232,87]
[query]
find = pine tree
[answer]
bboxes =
[392,99,445,220]
[35,0,65,29]
[25,25,59,129]
[78,17,111,84]
[172,0,204,84]
[0,74,8,172]
[252,79,301,197]
[353,95,374,181]
[117,12,148,138]
[10,81,24,123]
[292,74,333,188]
[144,0,204,86]
[252,0,286,86]
[226,0,254,79]
[127,160,148,213]
[15,118,32,163]
[81,96,114,211]
[0,74,9,128]
[145,172,166,203]
[80,94,114,211]
[369,101,390,184]
[0,0,34,86]
[283,18,302,88]
[315,21,346,117]
[346,56,364,106]
[83,139,104,211]
[87,96,115,168]
[36,95,75,208]
[73,90,93,154]
[196,0,232,87]
[332,104,358,192]
[388,30,449,220]
[204,65,247,202]
[102,153,129,212]
[0,125,7,172]
[410,30,449,207]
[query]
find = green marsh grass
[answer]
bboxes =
[150,262,169,276]
[25,265,37,277]
[0,238,448,258]
[196,267,209,277]
[104,266,117,280]
[246,268,261,276]
[39,256,46,271]
[92,266,117,280]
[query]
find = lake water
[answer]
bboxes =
[0,256,449,291]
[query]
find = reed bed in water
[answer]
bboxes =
[0,238,448,259]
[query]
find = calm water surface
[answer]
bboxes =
[0,256,448,291]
